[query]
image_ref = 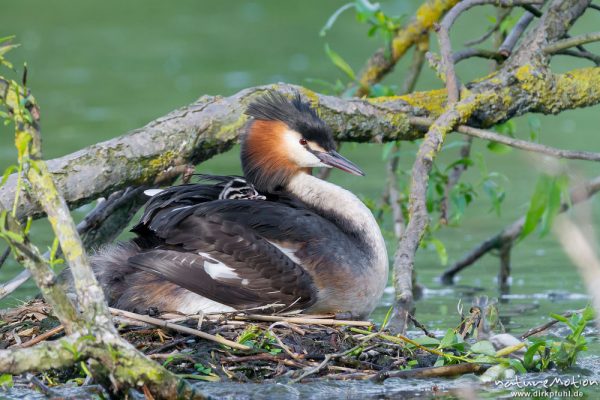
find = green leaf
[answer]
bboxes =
[324,44,356,81]
[0,44,20,57]
[0,165,18,187]
[370,83,395,97]
[429,237,448,266]
[470,340,496,356]
[540,175,568,236]
[549,312,574,329]
[194,363,212,375]
[411,336,441,347]
[494,120,516,137]
[507,358,527,374]
[381,141,397,160]
[433,357,446,367]
[439,328,456,349]
[528,116,541,142]
[444,157,473,171]
[354,0,379,21]
[0,374,13,389]
[0,229,24,244]
[524,340,546,369]
[320,3,355,37]
[521,174,552,240]
[486,141,512,154]
[582,304,595,321]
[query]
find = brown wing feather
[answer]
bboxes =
[128,215,316,311]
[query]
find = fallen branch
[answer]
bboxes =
[440,176,600,283]
[373,362,490,381]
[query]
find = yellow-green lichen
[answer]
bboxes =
[398,89,447,117]
[216,115,247,140]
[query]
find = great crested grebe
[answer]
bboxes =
[94,92,388,318]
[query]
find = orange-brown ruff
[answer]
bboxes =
[90,92,388,318]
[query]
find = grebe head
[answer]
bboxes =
[241,92,364,192]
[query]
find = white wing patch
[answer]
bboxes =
[198,252,239,280]
[268,241,303,265]
[177,292,236,314]
[144,188,164,197]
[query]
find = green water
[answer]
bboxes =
[1,1,600,397]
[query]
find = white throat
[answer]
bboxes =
[286,172,387,261]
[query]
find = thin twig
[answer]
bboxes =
[440,136,473,225]
[380,36,429,238]
[407,313,436,338]
[350,327,470,362]
[232,314,373,327]
[222,353,306,369]
[410,117,600,162]
[353,0,460,96]
[544,32,600,54]
[16,324,64,348]
[554,49,600,66]
[498,11,535,57]
[0,269,31,300]
[267,321,304,360]
[453,48,506,64]
[464,8,511,46]
[147,337,189,355]
[520,310,578,339]
[109,307,251,351]
[0,247,10,271]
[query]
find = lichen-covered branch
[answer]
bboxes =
[1,64,599,224]
[0,68,204,399]
[0,334,83,373]
[390,94,485,332]
[389,0,596,331]
[1,222,79,332]
[355,0,460,96]
[0,332,206,400]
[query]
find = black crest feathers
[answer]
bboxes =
[245,92,335,150]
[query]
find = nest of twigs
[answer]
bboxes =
[1,299,484,384]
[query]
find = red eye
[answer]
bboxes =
[299,138,307,145]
